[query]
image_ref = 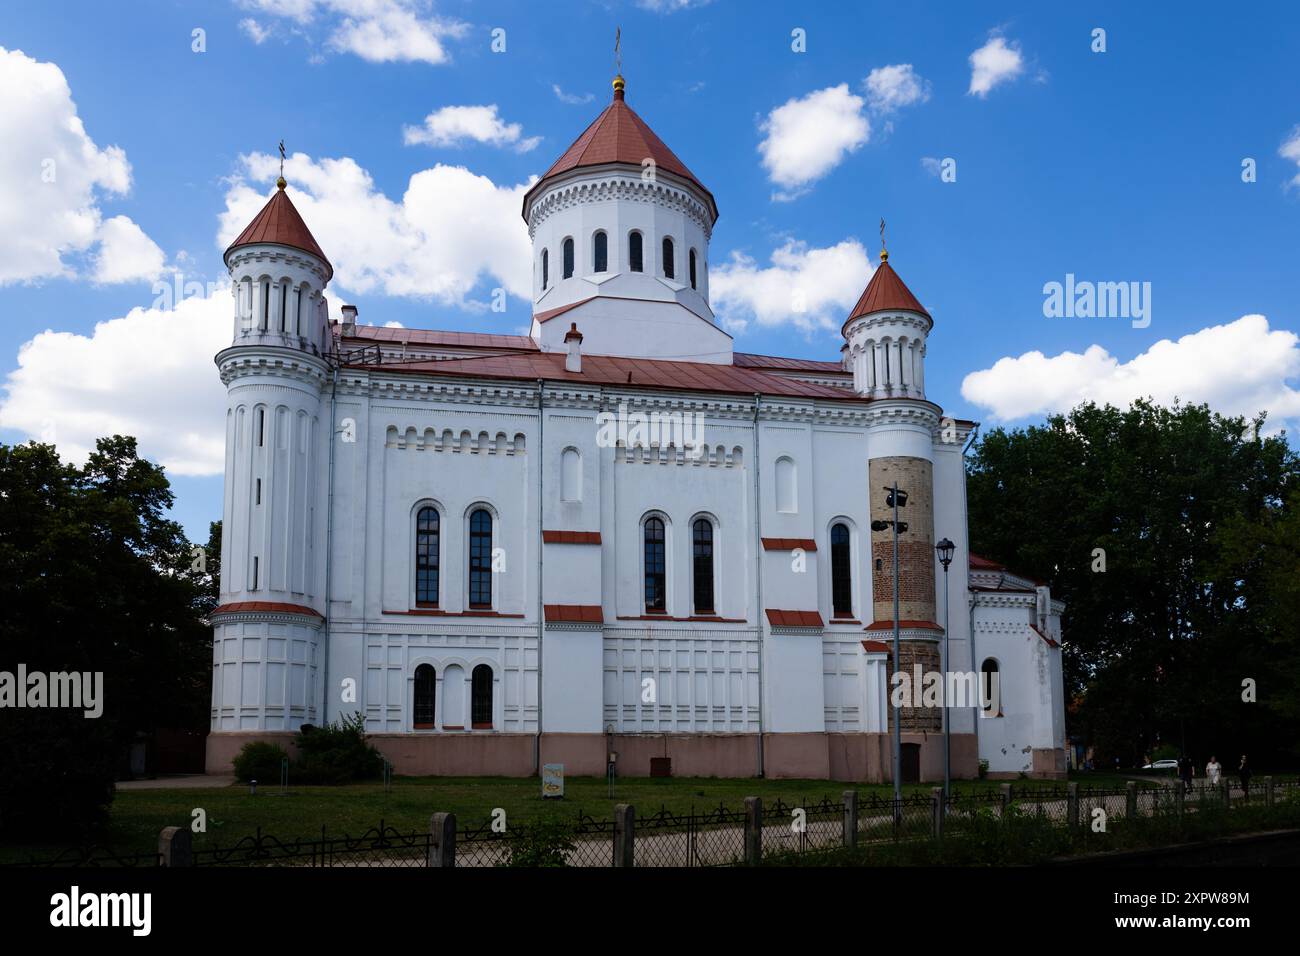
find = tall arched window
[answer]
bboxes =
[980,659,1001,715]
[662,237,675,279]
[413,663,436,729]
[562,237,575,279]
[541,248,549,290]
[593,231,608,273]
[416,506,439,607]
[468,508,493,608]
[644,516,666,613]
[471,664,493,728]
[775,456,797,513]
[689,249,698,289]
[692,518,714,614]
[629,231,644,272]
[561,447,581,502]
[831,523,852,618]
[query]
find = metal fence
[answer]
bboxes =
[7,778,1298,868]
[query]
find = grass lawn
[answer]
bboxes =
[4,773,1076,861]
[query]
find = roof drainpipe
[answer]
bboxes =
[535,379,545,775]
[961,423,981,757]
[321,357,339,730]
[752,392,765,778]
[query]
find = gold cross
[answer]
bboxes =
[279,140,286,177]
[615,27,621,74]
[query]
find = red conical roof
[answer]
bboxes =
[522,79,717,221]
[225,185,332,280]
[843,259,930,332]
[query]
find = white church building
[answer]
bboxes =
[206,73,1066,781]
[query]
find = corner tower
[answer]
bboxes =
[521,74,731,363]
[207,175,332,768]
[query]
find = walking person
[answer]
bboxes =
[1238,755,1252,800]
[1178,755,1193,794]
[1206,755,1222,787]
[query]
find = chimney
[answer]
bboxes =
[564,322,583,373]
[341,304,358,336]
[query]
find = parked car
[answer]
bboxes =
[1143,759,1179,770]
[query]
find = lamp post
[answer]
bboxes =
[935,538,955,804]
[872,483,908,814]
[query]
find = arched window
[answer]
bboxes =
[413,663,436,729]
[541,249,549,290]
[689,248,698,289]
[662,237,675,279]
[629,231,643,273]
[416,506,439,607]
[562,237,575,279]
[471,664,493,728]
[468,508,493,608]
[831,523,852,618]
[775,456,797,513]
[692,518,714,614]
[644,516,666,613]
[561,447,581,502]
[593,231,608,273]
[980,659,1001,715]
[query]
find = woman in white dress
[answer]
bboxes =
[1206,755,1222,786]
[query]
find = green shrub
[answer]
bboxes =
[501,821,577,867]
[231,741,290,784]
[291,713,383,784]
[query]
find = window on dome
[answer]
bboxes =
[692,518,714,615]
[471,664,493,729]
[416,506,439,607]
[593,231,608,273]
[662,237,675,279]
[629,232,643,273]
[469,508,493,608]
[689,249,698,290]
[562,238,575,280]
[413,663,436,729]
[541,249,549,290]
[831,523,852,617]
[644,516,666,613]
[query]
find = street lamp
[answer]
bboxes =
[935,538,955,805]
[873,482,908,815]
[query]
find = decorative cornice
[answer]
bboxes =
[210,601,324,628]
[527,171,714,240]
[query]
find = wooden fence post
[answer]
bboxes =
[744,797,762,865]
[999,783,1012,821]
[1066,783,1079,829]
[1125,781,1137,821]
[842,790,858,849]
[158,826,191,867]
[613,804,635,867]
[930,787,944,839]
[1265,776,1275,808]
[427,812,456,868]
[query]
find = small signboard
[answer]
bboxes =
[542,763,564,799]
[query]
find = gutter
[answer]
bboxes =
[752,392,765,777]
[961,422,980,753]
[535,379,545,775]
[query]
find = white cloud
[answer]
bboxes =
[1279,126,1300,189]
[402,105,541,152]
[552,84,594,105]
[758,85,869,198]
[961,315,1300,433]
[92,215,166,284]
[0,290,229,476]
[968,34,1025,98]
[920,156,944,178]
[239,17,271,43]
[864,64,930,114]
[637,0,713,11]
[238,0,469,64]
[710,238,873,334]
[218,151,533,306]
[0,46,161,285]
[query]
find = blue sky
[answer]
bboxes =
[1,0,1298,540]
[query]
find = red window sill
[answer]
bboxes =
[414,723,434,729]
[415,603,439,610]
[471,723,493,730]
[442,725,464,731]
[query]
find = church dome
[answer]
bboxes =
[224,182,333,280]
[521,77,717,223]
[842,260,930,332]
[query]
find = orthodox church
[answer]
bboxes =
[206,73,1066,781]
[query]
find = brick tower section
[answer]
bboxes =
[869,456,941,733]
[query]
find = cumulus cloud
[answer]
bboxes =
[0,290,230,476]
[864,64,930,114]
[238,17,271,43]
[552,84,594,105]
[968,34,1025,97]
[758,85,870,199]
[403,105,540,152]
[1279,126,1300,189]
[237,0,469,64]
[961,315,1300,433]
[218,151,533,306]
[0,46,161,285]
[710,238,873,334]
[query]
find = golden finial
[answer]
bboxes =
[612,27,625,98]
[277,139,287,190]
[879,217,889,262]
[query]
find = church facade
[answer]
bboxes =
[205,75,1066,781]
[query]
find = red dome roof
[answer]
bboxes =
[224,185,332,280]
[522,81,717,221]
[842,259,929,334]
